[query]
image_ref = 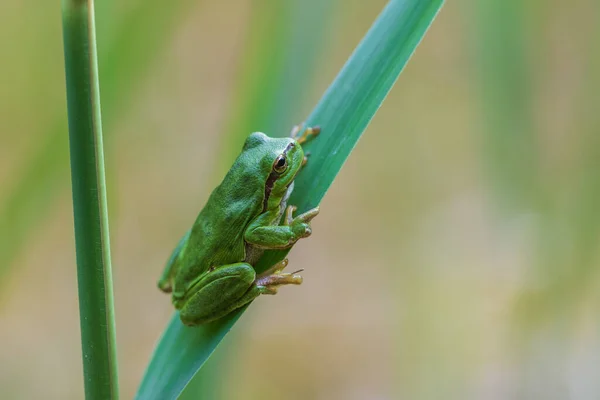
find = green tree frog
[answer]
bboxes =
[158,125,320,326]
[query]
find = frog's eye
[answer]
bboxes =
[273,154,288,173]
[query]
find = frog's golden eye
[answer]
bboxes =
[273,154,288,173]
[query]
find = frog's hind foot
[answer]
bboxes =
[256,259,303,295]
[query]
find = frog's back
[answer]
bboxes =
[173,157,266,294]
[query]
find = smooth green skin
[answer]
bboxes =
[158,131,318,326]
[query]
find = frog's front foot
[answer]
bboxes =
[244,205,320,249]
[301,152,310,167]
[284,205,320,239]
[290,124,320,145]
[256,259,303,295]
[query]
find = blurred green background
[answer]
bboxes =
[2,0,600,399]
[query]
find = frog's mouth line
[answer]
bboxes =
[262,142,296,212]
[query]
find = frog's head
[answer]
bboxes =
[243,132,305,207]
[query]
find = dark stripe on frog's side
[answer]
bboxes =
[261,141,295,212]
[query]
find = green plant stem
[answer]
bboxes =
[136,0,443,398]
[61,0,119,398]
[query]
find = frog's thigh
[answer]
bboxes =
[179,263,259,326]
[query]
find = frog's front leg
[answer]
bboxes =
[177,260,302,326]
[290,124,320,145]
[244,206,319,249]
[290,124,319,166]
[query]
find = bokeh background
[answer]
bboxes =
[2,0,600,399]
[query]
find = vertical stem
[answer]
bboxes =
[61,0,119,398]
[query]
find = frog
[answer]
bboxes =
[158,125,320,326]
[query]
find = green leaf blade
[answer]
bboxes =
[137,311,243,399]
[61,0,119,398]
[136,1,444,398]
[297,0,444,210]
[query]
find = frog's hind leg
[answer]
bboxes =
[255,258,303,294]
[179,262,258,325]
[158,230,191,293]
[179,260,303,326]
